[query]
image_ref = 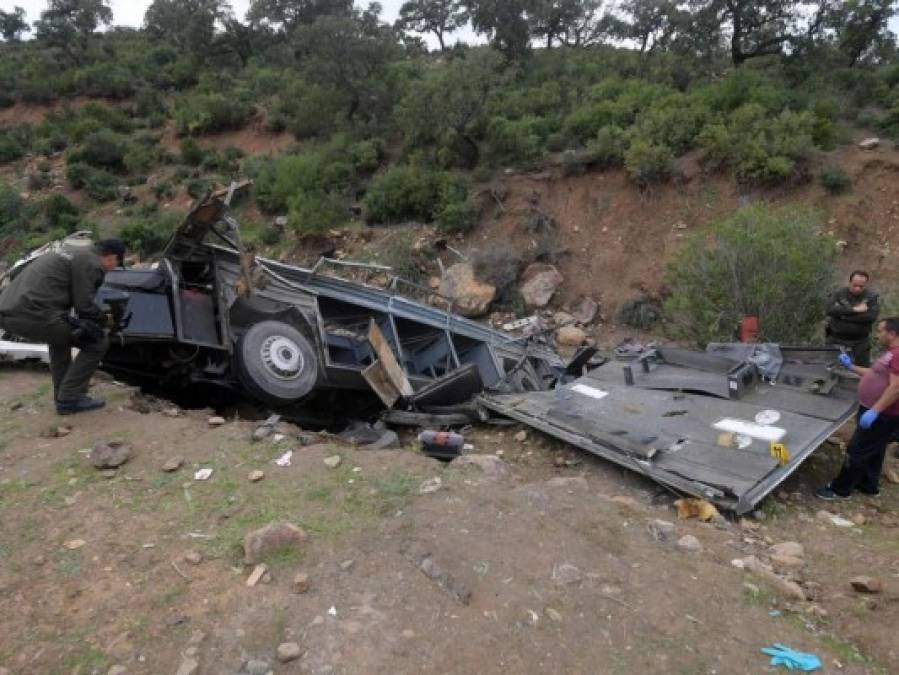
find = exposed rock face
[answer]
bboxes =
[519,263,563,308]
[438,263,496,317]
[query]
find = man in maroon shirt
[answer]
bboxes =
[817,317,899,499]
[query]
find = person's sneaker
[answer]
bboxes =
[815,485,851,501]
[56,396,106,416]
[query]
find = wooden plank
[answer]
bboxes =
[362,360,401,408]
[367,318,413,397]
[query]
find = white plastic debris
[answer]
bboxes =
[328,606,337,617]
[754,409,781,425]
[193,468,213,481]
[828,515,855,528]
[275,450,293,467]
[419,477,443,494]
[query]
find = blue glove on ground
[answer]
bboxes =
[859,409,879,429]
[838,353,853,368]
[761,643,822,671]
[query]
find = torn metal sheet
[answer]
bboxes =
[481,345,856,514]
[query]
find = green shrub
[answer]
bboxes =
[174,93,254,136]
[664,205,837,346]
[349,139,382,174]
[27,171,52,191]
[436,199,478,235]
[120,213,180,258]
[180,138,205,166]
[585,125,627,168]
[819,166,851,194]
[287,191,347,236]
[365,166,467,224]
[185,178,210,199]
[617,296,662,329]
[39,194,80,232]
[698,105,816,184]
[0,182,24,229]
[70,130,129,170]
[486,116,544,165]
[624,140,673,187]
[0,133,25,163]
[66,163,119,202]
[123,144,156,176]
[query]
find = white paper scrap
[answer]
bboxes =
[712,418,786,443]
[193,468,213,481]
[275,450,293,467]
[570,384,609,400]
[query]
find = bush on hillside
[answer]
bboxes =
[66,163,119,202]
[664,205,837,346]
[364,167,471,225]
[120,213,180,258]
[819,165,851,194]
[174,92,254,136]
[0,133,26,163]
[69,130,129,170]
[624,140,673,187]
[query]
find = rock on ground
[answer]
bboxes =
[769,541,804,559]
[858,137,880,149]
[450,454,509,479]
[277,642,302,663]
[175,658,199,675]
[162,456,184,472]
[244,522,308,565]
[570,296,598,324]
[437,263,496,318]
[677,534,703,553]
[89,441,132,469]
[850,576,883,593]
[647,519,677,544]
[556,325,587,347]
[519,263,564,309]
[293,572,310,593]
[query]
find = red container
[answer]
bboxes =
[740,315,760,343]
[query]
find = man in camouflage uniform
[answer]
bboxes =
[0,239,125,415]
[825,270,880,367]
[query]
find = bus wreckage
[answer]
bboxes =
[0,195,857,514]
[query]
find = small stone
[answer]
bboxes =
[108,666,128,675]
[514,430,528,443]
[175,658,199,675]
[323,455,342,468]
[162,456,184,472]
[556,325,587,347]
[849,576,882,594]
[248,470,265,482]
[851,513,866,526]
[647,519,677,543]
[277,642,302,663]
[89,441,132,469]
[183,551,203,566]
[769,542,804,559]
[246,564,268,587]
[739,518,759,532]
[56,426,72,437]
[339,559,355,571]
[163,407,181,417]
[770,554,804,571]
[884,468,899,485]
[261,571,272,584]
[676,534,703,553]
[207,416,226,427]
[63,539,86,550]
[293,572,310,593]
[545,607,563,622]
[419,477,443,494]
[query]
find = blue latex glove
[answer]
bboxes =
[838,353,853,368]
[859,409,879,429]
[761,644,822,671]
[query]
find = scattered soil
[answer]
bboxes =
[1,367,897,674]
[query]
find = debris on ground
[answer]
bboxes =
[816,510,855,528]
[274,450,292,467]
[40,425,72,438]
[292,572,310,594]
[647,519,677,544]
[674,498,721,522]
[418,477,443,494]
[419,430,464,461]
[63,539,86,550]
[88,441,132,469]
[760,643,822,671]
[193,468,214,481]
[677,534,703,553]
[252,414,281,442]
[246,564,268,588]
[323,455,342,468]
[415,554,472,605]
[243,522,307,565]
[183,551,203,565]
[247,470,265,482]
[207,416,226,427]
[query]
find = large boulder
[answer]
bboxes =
[519,263,563,308]
[438,263,496,317]
[556,325,586,347]
[570,296,599,324]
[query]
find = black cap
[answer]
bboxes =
[96,238,127,264]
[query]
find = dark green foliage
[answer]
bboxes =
[39,194,80,232]
[174,92,254,136]
[180,138,206,166]
[185,178,210,199]
[0,133,26,163]
[69,129,129,170]
[66,162,119,202]
[624,140,673,186]
[120,212,180,258]
[0,182,24,229]
[819,165,852,194]
[664,205,838,346]
[617,296,662,330]
[364,166,470,225]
